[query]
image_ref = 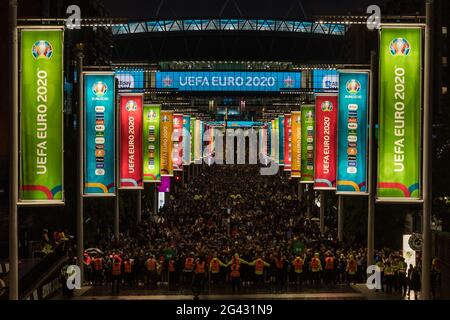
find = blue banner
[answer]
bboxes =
[312,69,339,92]
[84,73,116,196]
[337,71,369,194]
[182,115,191,165]
[278,116,285,165]
[155,71,301,92]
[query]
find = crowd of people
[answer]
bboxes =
[74,165,439,299]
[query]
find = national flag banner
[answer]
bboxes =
[314,94,338,190]
[160,110,174,176]
[173,114,183,171]
[194,119,201,163]
[337,71,369,195]
[284,114,292,171]
[19,28,64,204]
[377,26,422,201]
[83,72,116,196]
[278,115,285,166]
[143,105,161,183]
[300,105,315,184]
[182,115,191,165]
[119,94,143,189]
[190,117,195,163]
[291,111,302,178]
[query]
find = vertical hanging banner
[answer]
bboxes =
[300,105,315,183]
[278,115,285,166]
[83,72,116,196]
[284,114,292,171]
[190,117,196,163]
[19,28,64,204]
[172,114,183,171]
[337,71,369,195]
[160,111,174,176]
[314,94,338,190]
[200,120,205,161]
[182,115,191,165]
[377,26,422,201]
[194,119,201,163]
[291,111,302,178]
[267,121,272,160]
[143,105,161,183]
[119,94,143,189]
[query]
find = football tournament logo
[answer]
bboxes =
[32,40,53,60]
[389,38,411,56]
[147,110,157,119]
[92,81,108,97]
[126,100,137,112]
[321,101,334,112]
[346,79,361,95]
[162,115,170,122]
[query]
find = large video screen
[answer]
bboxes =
[155,71,301,92]
[312,69,338,92]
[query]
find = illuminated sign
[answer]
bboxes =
[155,71,301,92]
[312,69,339,92]
[115,70,145,90]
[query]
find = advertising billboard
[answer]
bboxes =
[160,111,174,176]
[300,105,315,183]
[143,105,161,182]
[291,111,302,178]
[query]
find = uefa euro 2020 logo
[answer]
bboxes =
[92,81,108,97]
[162,115,170,122]
[147,110,157,119]
[32,40,53,60]
[321,101,333,112]
[126,100,137,112]
[346,79,361,95]
[389,38,411,56]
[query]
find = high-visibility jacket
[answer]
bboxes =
[112,262,122,276]
[325,257,335,270]
[398,261,407,274]
[195,261,206,274]
[292,258,303,273]
[311,258,322,272]
[384,266,394,276]
[347,260,357,275]
[93,258,103,271]
[253,259,269,275]
[210,258,222,274]
[84,254,91,266]
[184,258,194,271]
[124,261,132,273]
[230,263,240,278]
[146,259,157,271]
[168,260,176,272]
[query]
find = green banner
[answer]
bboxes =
[19,29,64,203]
[300,104,315,183]
[143,105,161,182]
[377,27,422,201]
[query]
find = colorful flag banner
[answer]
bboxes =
[190,117,195,163]
[300,105,315,183]
[160,111,174,176]
[194,119,201,163]
[173,114,183,171]
[19,28,64,204]
[278,115,285,166]
[182,115,191,165]
[314,94,338,190]
[143,105,161,182]
[337,71,369,194]
[119,94,143,189]
[291,111,302,178]
[284,114,292,171]
[83,73,116,196]
[377,27,422,201]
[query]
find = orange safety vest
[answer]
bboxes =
[146,259,156,271]
[325,257,334,270]
[293,258,303,273]
[195,261,205,274]
[311,258,320,272]
[230,263,240,278]
[112,262,121,276]
[93,258,103,271]
[124,261,132,273]
[185,258,194,270]
[169,260,175,272]
[210,259,220,273]
[255,259,264,273]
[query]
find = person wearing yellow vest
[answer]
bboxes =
[291,255,304,287]
[145,255,158,288]
[383,261,395,293]
[209,254,226,285]
[248,255,270,289]
[397,257,408,296]
[310,253,322,286]
[183,253,196,289]
[193,256,207,293]
[324,252,335,286]
[123,257,134,287]
[93,256,104,286]
[346,254,358,285]
[111,254,122,294]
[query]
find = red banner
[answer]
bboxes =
[119,94,143,189]
[284,114,292,171]
[173,114,183,171]
[314,94,338,190]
